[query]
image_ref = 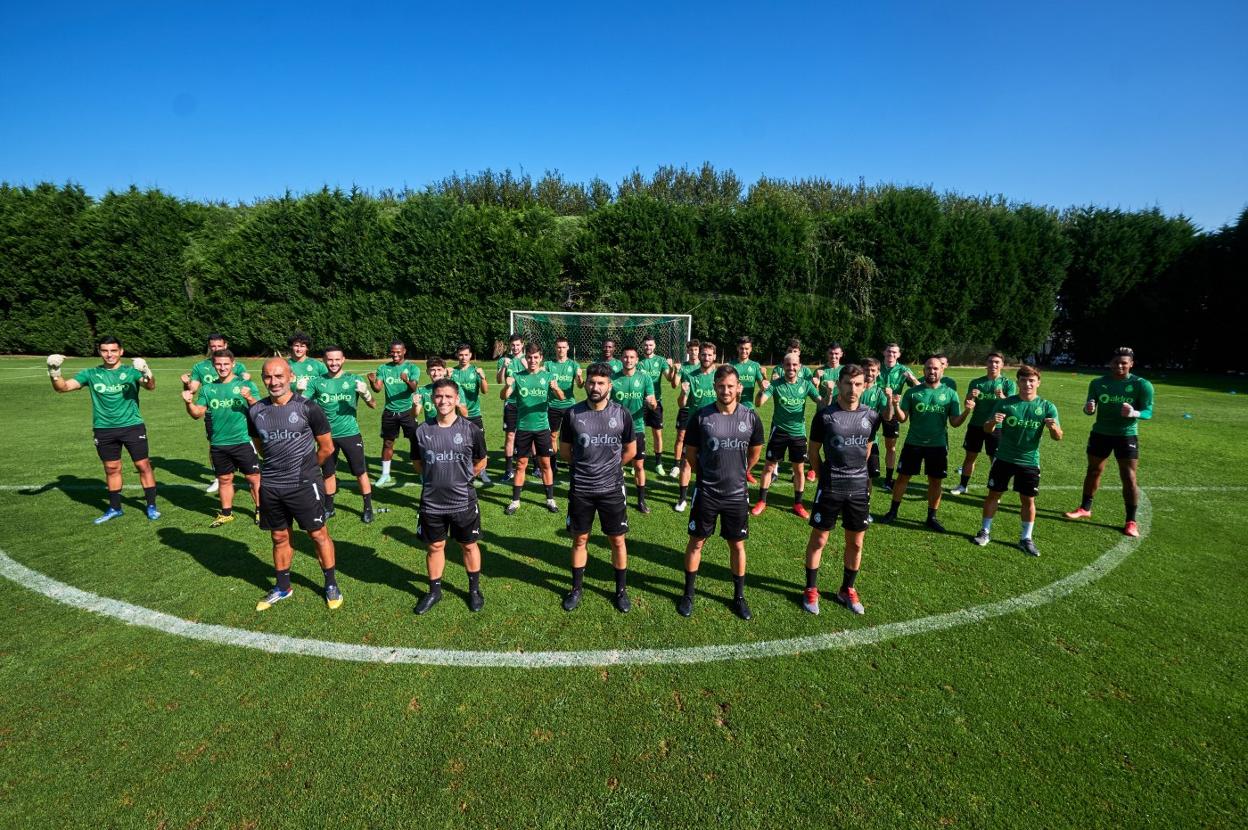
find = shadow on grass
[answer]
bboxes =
[155,527,320,592]
[147,454,214,485]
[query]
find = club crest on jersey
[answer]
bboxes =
[453,432,464,445]
[288,412,300,424]
[737,421,749,433]
[861,417,871,429]
[609,417,619,429]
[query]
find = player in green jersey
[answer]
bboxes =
[879,342,920,488]
[752,352,822,518]
[613,347,658,513]
[858,358,891,483]
[287,332,328,382]
[668,339,702,479]
[500,343,565,515]
[769,338,815,384]
[970,364,1062,556]
[639,335,675,477]
[878,355,972,532]
[951,352,1017,495]
[733,336,766,485]
[48,336,161,523]
[368,340,421,488]
[815,342,845,403]
[416,358,469,421]
[496,333,527,481]
[936,354,958,391]
[182,349,263,526]
[600,338,624,375]
[181,333,251,495]
[546,336,583,480]
[302,346,378,523]
[674,341,719,512]
[1064,347,1155,537]
[452,343,492,485]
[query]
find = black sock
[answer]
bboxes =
[959,474,970,487]
[221,507,233,516]
[654,449,663,467]
[363,491,373,510]
[322,567,337,588]
[679,485,688,501]
[1081,495,1094,511]
[571,566,585,591]
[551,457,559,475]
[841,567,858,592]
[1126,502,1138,522]
[886,466,895,481]
[143,486,157,508]
[505,453,514,474]
[794,489,804,506]
[683,570,697,597]
[927,507,938,521]
[758,486,769,503]
[614,567,627,593]
[108,490,122,511]
[805,567,818,590]
[326,492,335,511]
[889,498,902,514]
[467,570,480,592]
[276,568,291,592]
[428,577,442,593]
[544,483,554,500]
[637,484,646,502]
[732,574,745,601]
[512,485,522,501]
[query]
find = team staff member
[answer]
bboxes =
[1064,347,1154,537]
[301,346,377,523]
[181,349,262,527]
[972,365,1062,556]
[678,365,765,620]
[48,337,160,523]
[369,340,420,488]
[559,363,638,613]
[243,358,341,611]
[803,365,890,615]
[412,378,489,615]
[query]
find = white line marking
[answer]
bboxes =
[0,483,1242,493]
[0,494,1152,668]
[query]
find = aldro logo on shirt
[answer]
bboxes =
[518,385,548,399]
[1098,392,1134,405]
[93,381,129,394]
[911,393,950,413]
[1005,405,1047,430]
[424,449,470,465]
[578,432,621,448]
[827,433,870,449]
[708,436,751,452]
[208,396,241,410]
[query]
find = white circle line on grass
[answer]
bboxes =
[0,494,1152,668]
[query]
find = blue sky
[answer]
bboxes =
[2,1,1245,230]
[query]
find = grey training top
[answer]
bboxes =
[559,400,636,496]
[414,416,487,514]
[809,401,881,496]
[247,395,331,492]
[684,403,764,505]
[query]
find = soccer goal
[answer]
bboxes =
[508,310,692,362]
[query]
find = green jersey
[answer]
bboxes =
[966,375,1018,427]
[761,378,821,437]
[190,357,249,387]
[638,355,671,403]
[879,362,917,396]
[601,357,624,375]
[375,361,419,413]
[684,368,718,411]
[817,365,843,398]
[940,376,958,392]
[304,373,365,438]
[73,365,144,429]
[989,396,1060,467]
[195,376,262,446]
[418,382,438,422]
[611,370,655,431]
[733,359,765,409]
[899,383,962,448]
[1088,374,1155,437]
[771,364,814,383]
[497,354,526,403]
[546,359,580,410]
[450,365,485,419]
[512,369,556,431]
[859,385,891,447]
[289,357,328,381]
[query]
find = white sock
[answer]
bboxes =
[981,517,993,533]
[1020,521,1034,540]
[381,460,391,477]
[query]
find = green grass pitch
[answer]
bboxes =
[0,356,1244,828]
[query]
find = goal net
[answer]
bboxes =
[508,311,692,363]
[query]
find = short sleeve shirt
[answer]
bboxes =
[73,365,143,429]
[546,359,580,411]
[303,374,365,438]
[376,362,419,413]
[610,370,655,431]
[762,379,821,437]
[513,369,556,431]
[638,355,671,403]
[684,368,718,412]
[450,366,485,419]
[732,359,765,409]
[288,357,328,382]
[413,416,487,513]
[900,384,962,448]
[560,401,636,495]
[810,402,881,495]
[190,358,249,387]
[1088,375,1154,437]
[684,404,764,505]
[196,376,262,446]
[967,375,1019,427]
[989,396,1060,467]
[247,395,331,492]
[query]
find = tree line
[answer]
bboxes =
[0,165,1242,366]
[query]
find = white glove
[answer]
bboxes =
[46,354,65,379]
[295,376,309,391]
[356,379,373,402]
[131,357,152,380]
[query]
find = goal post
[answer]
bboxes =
[508,310,692,363]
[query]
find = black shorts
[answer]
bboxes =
[93,424,149,463]
[867,443,881,477]
[899,444,948,478]
[210,442,260,476]
[962,427,1000,456]
[675,407,691,433]
[566,489,629,536]
[687,492,750,540]
[469,415,485,437]
[766,429,808,464]
[503,402,518,434]
[644,401,664,430]
[259,480,326,532]
[1087,432,1139,461]
[881,419,901,439]
[809,488,871,532]
[322,435,367,478]
[514,429,553,458]
[417,504,482,544]
[986,459,1041,497]
[631,431,647,462]
[547,407,570,435]
[380,409,417,442]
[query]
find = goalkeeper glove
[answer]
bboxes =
[47,354,65,379]
[131,357,153,381]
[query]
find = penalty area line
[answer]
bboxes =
[0,495,1152,668]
